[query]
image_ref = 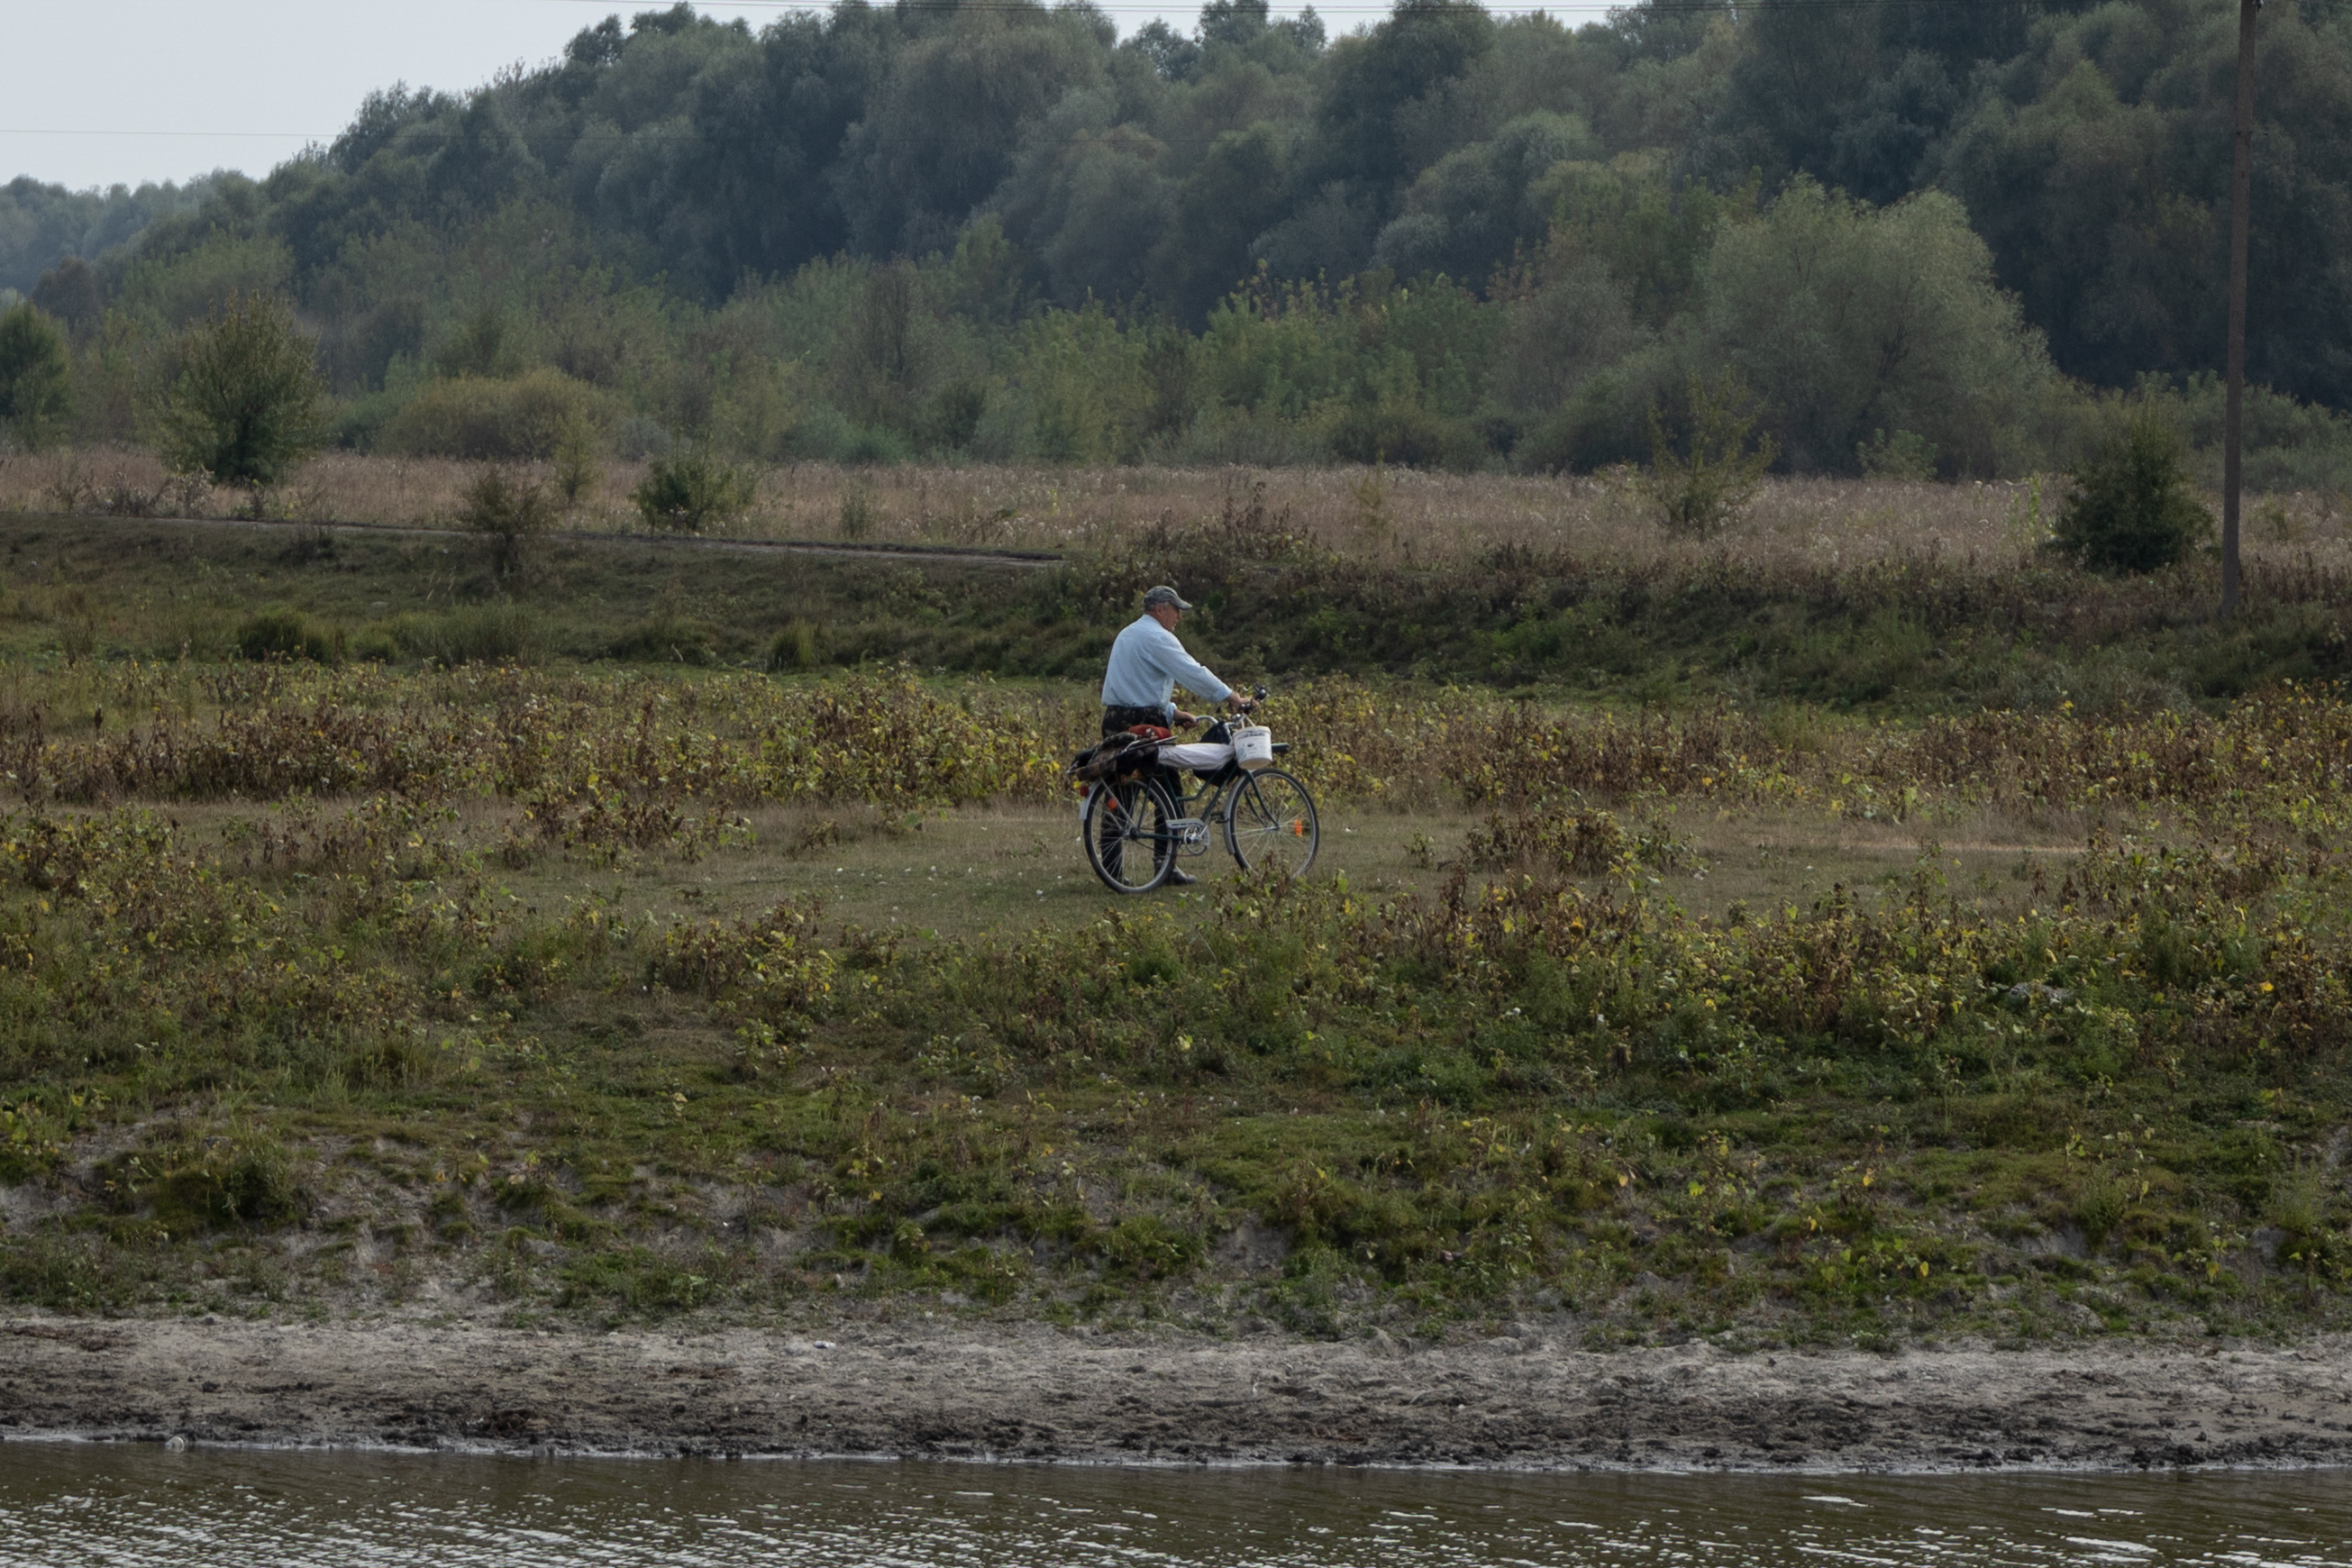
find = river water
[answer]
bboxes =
[2,1445,2347,1564]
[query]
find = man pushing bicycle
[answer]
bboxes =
[1099,585,1255,739]
[1076,586,1317,893]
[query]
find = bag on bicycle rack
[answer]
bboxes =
[1191,719,1244,785]
[1154,741,1235,773]
[1068,731,1162,783]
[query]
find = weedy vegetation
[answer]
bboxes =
[0,505,2347,1353]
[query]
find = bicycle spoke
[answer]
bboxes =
[1225,769,1317,876]
[1084,778,1175,892]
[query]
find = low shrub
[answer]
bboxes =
[380,369,608,460]
[192,1130,304,1228]
[922,379,989,452]
[552,410,600,506]
[838,484,874,541]
[364,604,537,666]
[1642,369,1776,535]
[1151,406,1330,467]
[634,448,757,533]
[457,466,559,577]
[839,424,913,466]
[769,620,824,671]
[1514,350,1677,475]
[608,612,717,665]
[2053,410,2211,574]
[1461,801,1692,877]
[236,607,338,663]
[1857,427,1939,480]
[1328,401,1486,471]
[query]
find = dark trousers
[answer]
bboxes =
[1094,707,1178,875]
[1102,704,1169,738]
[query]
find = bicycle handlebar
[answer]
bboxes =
[1179,685,1268,728]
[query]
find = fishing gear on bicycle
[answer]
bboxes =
[1154,741,1235,772]
[1067,731,1161,783]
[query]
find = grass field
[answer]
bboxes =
[8,452,2351,715]
[0,484,2347,1349]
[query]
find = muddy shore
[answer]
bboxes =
[5,1317,2351,1471]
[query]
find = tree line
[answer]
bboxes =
[1,0,2348,484]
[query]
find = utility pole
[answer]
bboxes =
[2221,0,2260,616]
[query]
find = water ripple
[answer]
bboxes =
[0,1446,2347,1566]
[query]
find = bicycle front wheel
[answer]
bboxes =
[1082,776,1177,893]
[1223,767,1318,877]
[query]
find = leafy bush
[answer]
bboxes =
[922,378,989,451]
[1328,400,1487,471]
[838,483,874,540]
[1514,356,1672,475]
[1462,801,1694,877]
[0,301,73,451]
[380,369,606,460]
[1153,406,1330,468]
[769,620,824,670]
[235,607,338,663]
[839,424,914,465]
[1643,369,1777,534]
[2158,373,2352,494]
[367,604,538,666]
[633,448,756,533]
[1857,427,1939,481]
[552,410,599,506]
[608,612,717,665]
[2053,412,2211,574]
[184,1129,304,1228]
[150,293,328,488]
[457,465,559,577]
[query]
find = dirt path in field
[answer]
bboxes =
[5,1317,2348,1471]
[65,512,1064,569]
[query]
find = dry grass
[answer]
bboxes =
[9,448,2350,577]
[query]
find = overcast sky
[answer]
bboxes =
[4,0,1603,192]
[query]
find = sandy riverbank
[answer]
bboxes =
[5,1317,2350,1471]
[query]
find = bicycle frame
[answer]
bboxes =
[1084,741,1280,834]
[1082,748,1309,863]
[1083,770,1229,853]
[1079,695,1315,892]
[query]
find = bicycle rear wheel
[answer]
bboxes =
[1223,767,1318,877]
[1082,776,1178,892]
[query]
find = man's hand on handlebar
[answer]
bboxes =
[1174,689,1260,726]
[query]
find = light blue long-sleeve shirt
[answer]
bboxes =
[1100,615,1232,719]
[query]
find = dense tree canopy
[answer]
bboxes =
[5,0,2348,477]
[0,177,210,296]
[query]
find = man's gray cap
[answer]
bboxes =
[1143,585,1193,611]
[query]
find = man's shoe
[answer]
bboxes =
[1166,868,1199,886]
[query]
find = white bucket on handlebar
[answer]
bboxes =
[1231,725,1274,771]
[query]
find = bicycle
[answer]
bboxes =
[1077,693,1320,894]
